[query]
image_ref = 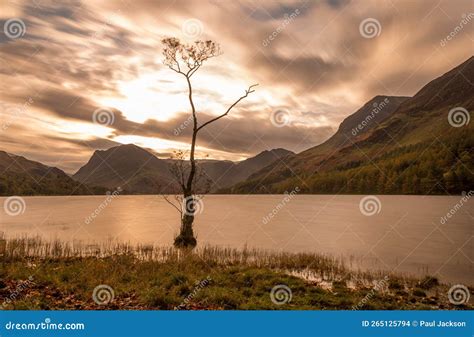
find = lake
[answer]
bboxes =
[1,195,473,284]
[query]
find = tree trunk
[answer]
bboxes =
[174,192,197,249]
[175,214,196,248]
[173,76,199,249]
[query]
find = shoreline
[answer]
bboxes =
[1,237,472,310]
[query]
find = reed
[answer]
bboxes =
[1,234,461,310]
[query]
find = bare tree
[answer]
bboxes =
[162,37,257,248]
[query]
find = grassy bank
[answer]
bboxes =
[0,237,471,310]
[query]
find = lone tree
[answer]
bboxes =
[162,37,257,248]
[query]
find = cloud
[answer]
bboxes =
[0,0,472,173]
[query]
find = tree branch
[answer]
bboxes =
[187,62,201,78]
[197,84,258,132]
[162,195,182,215]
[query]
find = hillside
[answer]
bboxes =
[233,56,474,194]
[0,151,97,195]
[204,148,293,190]
[73,144,293,194]
[73,144,174,193]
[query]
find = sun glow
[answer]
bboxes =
[114,134,247,161]
[97,71,190,123]
[97,61,264,125]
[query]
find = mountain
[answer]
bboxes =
[73,144,173,193]
[0,151,97,195]
[73,144,293,194]
[203,148,293,190]
[233,56,474,194]
[236,95,409,188]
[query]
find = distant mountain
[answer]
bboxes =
[236,95,409,189]
[204,148,293,191]
[73,144,294,194]
[73,144,173,193]
[0,151,97,195]
[233,56,474,194]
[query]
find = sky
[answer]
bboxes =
[0,0,472,173]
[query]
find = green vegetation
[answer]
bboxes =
[235,129,473,194]
[0,172,105,196]
[1,237,471,310]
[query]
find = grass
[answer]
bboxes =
[0,236,472,310]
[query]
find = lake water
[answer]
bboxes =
[1,195,473,284]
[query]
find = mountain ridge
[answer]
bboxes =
[72,145,294,194]
[0,150,101,195]
[231,56,474,194]
[3,56,472,196]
